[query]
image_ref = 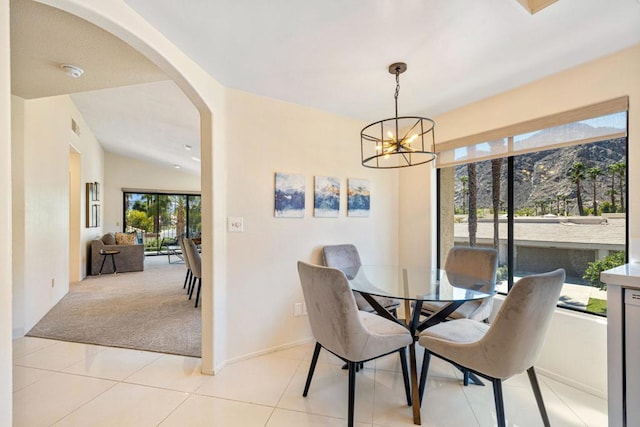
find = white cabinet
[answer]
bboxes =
[625,289,640,426]
[601,264,640,427]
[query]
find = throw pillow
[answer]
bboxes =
[102,232,116,245]
[115,232,137,245]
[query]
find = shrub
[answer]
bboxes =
[496,265,508,282]
[583,251,625,290]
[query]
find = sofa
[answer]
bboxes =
[90,232,145,275]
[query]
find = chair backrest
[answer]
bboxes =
[479,268,565,379]
[297,261,373,361]
[184,238,201,278]
[444,246,498,294]
[321,244,362,270]
[179,236,192,270]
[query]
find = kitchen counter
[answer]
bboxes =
[601,263,640,426]
[601,263,640,290]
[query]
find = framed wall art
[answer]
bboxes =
[314,176,340,218]
[86,182,100,227]
[347,178,370,217]
[274,172,305,218]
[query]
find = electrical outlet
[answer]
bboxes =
[302,302,308,315]
[294,302,303,316]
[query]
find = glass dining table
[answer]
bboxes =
[340,265,495,425]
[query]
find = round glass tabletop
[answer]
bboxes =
[340,265,494,302]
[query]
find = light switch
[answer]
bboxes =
[228,217,244,232]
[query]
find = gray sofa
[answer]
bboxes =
[90,233,145,275]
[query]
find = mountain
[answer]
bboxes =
[453,136,626,214]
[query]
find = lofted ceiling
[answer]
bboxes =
[10,0,640,175]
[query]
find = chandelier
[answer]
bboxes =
[361,63,436,168]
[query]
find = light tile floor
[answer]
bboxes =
[13,337,607,426]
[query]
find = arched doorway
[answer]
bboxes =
[30,0,222,374]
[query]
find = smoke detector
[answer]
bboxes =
[60,64,84,78]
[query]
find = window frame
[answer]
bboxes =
[435,100,629,317]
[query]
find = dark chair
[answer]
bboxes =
[297,261,413,427]
[418,269,566,427]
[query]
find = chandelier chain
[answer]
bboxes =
[394,68,400,120]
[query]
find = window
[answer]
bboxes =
[437,98,628,316]
[123,191,201,253]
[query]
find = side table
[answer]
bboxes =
[99,249,120,275]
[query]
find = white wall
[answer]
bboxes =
[0,0,13,422]
[223,88,399,361]
[102,152,200,233]
[76,103,105,279]
[400,44,640,396]
[11,94,104,336]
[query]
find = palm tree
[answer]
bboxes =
[460,175,469,213]
[607,163,619,212]
[467,163,477,246]
[558,194,569,216]
[540,200,549,216]
[615,162,626,212]
[491,158,502,252]
[588,167,603,216]
[568,163,586,216]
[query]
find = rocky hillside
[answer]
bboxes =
[453,136,626,214]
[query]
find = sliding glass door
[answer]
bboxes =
[123,192,201,253]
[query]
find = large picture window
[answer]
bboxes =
[123,191,201,253]
[437,99,628,316]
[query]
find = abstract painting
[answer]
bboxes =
[275,172,305,218]
[314,176,340,218]
[347,178,370,217]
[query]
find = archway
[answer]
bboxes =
[33,0,224,374]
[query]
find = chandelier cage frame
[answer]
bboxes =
[360,63,437,169]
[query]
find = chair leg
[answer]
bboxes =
[348,361,356,427]
[188,275,196,299]
[398,348,411,406]
[418,351,431,405]
[183,269,191,289]
[194,278,202,308]
[463,369,470,386]
[527,367,550,427]
[303,342,322,397]
[492,378,506,427]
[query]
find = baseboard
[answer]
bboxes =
[213,336,314,373]
[536,366,606,399]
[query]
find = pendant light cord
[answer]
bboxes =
[394,66,401,144]
[394,68,400,118]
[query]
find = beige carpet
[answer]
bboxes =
[27,256,201,357]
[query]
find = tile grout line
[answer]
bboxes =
[539,376,589,427]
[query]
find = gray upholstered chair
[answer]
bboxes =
[184,238,202,308]
[297,261,413,427]
[421,246,498,322]
[322,244,400,315]
[418,269,565,427]
[178,236,193,291]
